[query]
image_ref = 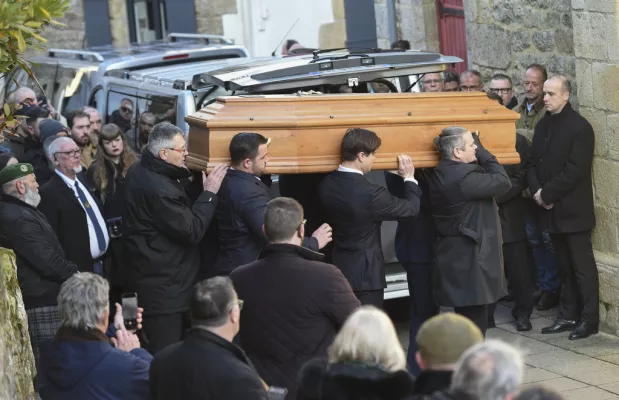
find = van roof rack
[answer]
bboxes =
[107,69,190,90]
[47,49,105,62]
[167,33,233,45]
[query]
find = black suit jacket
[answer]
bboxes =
[39,173,104,272]
[318,171,422,291]
[497,133,530,243]
[527,103,596,233]
[213,169,317,276]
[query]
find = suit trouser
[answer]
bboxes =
[354,289,384,309]
[454,304,489,336]
[503,241,535,318]
[142,311,190,354]
[403,262,439,376]
[550,231,599,325]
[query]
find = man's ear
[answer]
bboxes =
[16,180,27,195]
[298,224,305,239]
[262,224,267,238]
[415,351,426,370]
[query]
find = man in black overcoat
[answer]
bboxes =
[528,76,598,340]
[496,132,534,331]
[425,126,511,335]
[318,128,421,308]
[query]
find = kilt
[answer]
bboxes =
[26,306,61,363]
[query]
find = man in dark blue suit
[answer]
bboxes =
[212,132,332,277]
[385,169,438,376]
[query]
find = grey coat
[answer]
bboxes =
[425,141,511,307]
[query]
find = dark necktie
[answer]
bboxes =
[74,182,107,253]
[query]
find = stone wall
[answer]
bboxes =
[573,0,619,335]
[195,0,238,35]
[109,0,130,47]
[44,0,87,49]
[319,0,347,48]
[0,249,35,400]
[464,0,576,97]
[374,0,439,50]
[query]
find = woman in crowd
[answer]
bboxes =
[87,124,138,310]
[297,306,414,400]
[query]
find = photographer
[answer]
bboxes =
[38,272,151,400]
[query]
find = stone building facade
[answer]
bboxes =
[374,0,440,51]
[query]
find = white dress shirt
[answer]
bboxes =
[55,170,109,259]
[337,165,418,185]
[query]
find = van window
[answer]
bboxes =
[107,91,137,133]
[143,95,176,125]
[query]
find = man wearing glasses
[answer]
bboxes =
[422,73,444,92]
[110,98,134,133]
[489,74,518,109]
[460,70,485,92]
[122,122,228,354]
[39,137,109,276]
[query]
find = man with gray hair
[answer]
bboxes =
[425,126,511,335]
[460,70,485,92]
[442,340,523,400]
[0,163,78,366]
[39,136,109,274]
[150,277,268,400]
[123,122,228,353]
[38,272,151,399]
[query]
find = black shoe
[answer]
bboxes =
[533,290,543,305]
[569,321,599,340]
[516,316,532,331]
[537,291,560,310]
[541,318,577,334]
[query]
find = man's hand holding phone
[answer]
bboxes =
[114,302,143,332]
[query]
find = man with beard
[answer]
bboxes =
[83,107,103,154]
[126,112,156,154]
[39,137,109,274]
[213,132,332,277]
[123,123,228,353]
[68,110,95,169]
[0,163,78,364]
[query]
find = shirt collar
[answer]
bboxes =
[337,165,364,175]
[55,169,77,187]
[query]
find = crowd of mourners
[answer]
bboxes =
[0,38,596,400]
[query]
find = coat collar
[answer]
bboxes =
[140,149,191,181]
[258,243,325,262]
[0,193,37,211]
[413,369,453,395]
[544,101,573,119]
[515,96,545,116]
[323,362,414,397]
[185,327,251,363]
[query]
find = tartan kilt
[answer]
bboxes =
[26,306,61,362]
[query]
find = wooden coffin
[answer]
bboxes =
[185,91,521,173]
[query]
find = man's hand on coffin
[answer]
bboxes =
[311,223,333,250]
[203,164,229,193]
[397,155,415,179]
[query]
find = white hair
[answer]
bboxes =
[146,122,184,157]
[12,87,36,104]
[58,272,109,330]
[48,136,77,160]
[451,339,524,400]
[328,306,406,372]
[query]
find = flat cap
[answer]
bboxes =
[0,163,34,185]
[416,312,484,366]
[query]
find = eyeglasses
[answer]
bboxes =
[489,88,512,95]
[120,106,133,113]
[423,79,443,85]
[55,149,82,157]
[166,147,187,153]
[460,85,482,91]
[237,299,244,311]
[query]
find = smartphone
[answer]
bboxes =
[267,387,288,400]
[121,292,138,330]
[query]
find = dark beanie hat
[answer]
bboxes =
[39,119,69,142]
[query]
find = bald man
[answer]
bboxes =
[527,75,598,340]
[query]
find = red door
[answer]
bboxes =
[437,0,468,74]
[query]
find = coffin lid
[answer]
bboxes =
[192,49,462,93]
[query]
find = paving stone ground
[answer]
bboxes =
[395,302,619,399]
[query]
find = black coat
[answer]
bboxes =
[213,169,317,276]
[122,151,217,316]
[39,173,105,273]
[411,370,452,396]
[230,244,360,399]
[497,133,530,243]
[5,135,54,185]
[0,195,78,309]
[297,359,414,400]
[318,171,421,291]
[527,103,596,234]
[425,143,511,307]
[385,170,435,264]
[149,328,268,400]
